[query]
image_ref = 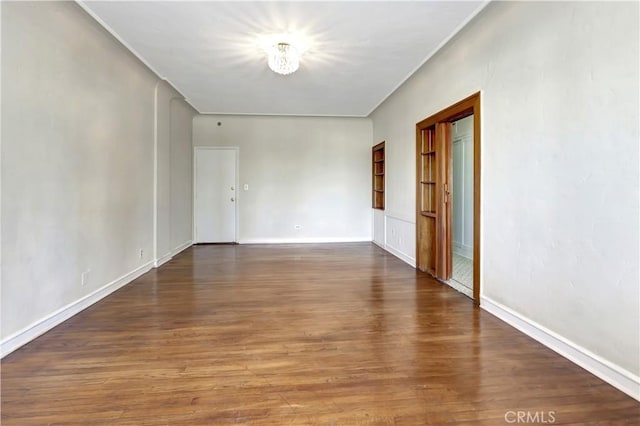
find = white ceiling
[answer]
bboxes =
[80,1,487,117]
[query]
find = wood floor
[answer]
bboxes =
[2,243,638,425]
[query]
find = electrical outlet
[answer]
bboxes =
[243,184,249,191]
[294,225,302,230]
[81,270,90,287]
[139,249,144,259]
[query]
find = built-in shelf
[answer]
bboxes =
[420,129,436,216]
[372,142,385,210]
[417,125,438,275]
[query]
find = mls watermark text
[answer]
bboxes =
[504,410,556,424]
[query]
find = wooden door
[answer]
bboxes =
[194,147,237,243]
[416,124,451,279]
[438,122,453,280]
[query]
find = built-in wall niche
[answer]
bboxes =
[372,141,385,210]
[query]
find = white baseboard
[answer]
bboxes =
[154,241,193,267]
[1,261,154,359]
[239,237,371,244]
[384,244,416,268]
[481,296,640,401]
[154,252,172,268]
[372,240,385,250]
[172,240,193,256]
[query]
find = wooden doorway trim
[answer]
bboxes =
[416,92,481,302]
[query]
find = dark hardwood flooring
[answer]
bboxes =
[1,243,638,424]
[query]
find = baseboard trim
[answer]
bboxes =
[239,237,371,244]
[1,261,154,359]
[155,241,193,267]
[154,253,172,268]
[372,240,385,250]
[172,240,193,256]
[384,244,416,268]
[481,296,640,401]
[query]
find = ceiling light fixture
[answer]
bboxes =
[267,42,300,75]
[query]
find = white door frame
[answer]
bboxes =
[192,146,240,243]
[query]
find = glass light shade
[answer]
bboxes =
[268,43,300,75]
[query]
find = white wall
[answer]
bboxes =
[154,81,197,266]
[193,115,372,242]
[155,81,177,264]
[371,0,639,391]
[170,99,196,253]
[383,215,416,267]
[1,1,194,354]
[372,209,385,247]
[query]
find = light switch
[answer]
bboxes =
[243,184,249,191]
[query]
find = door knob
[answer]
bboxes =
[231,197,235,202]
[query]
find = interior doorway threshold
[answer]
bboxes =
[440,278,473,299]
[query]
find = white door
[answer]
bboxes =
[194,148,237,243]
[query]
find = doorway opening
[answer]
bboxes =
[415,92,480,302]
[450,115,474,297]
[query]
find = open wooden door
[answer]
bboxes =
[438,122,453,280]
[416,123,452,280]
